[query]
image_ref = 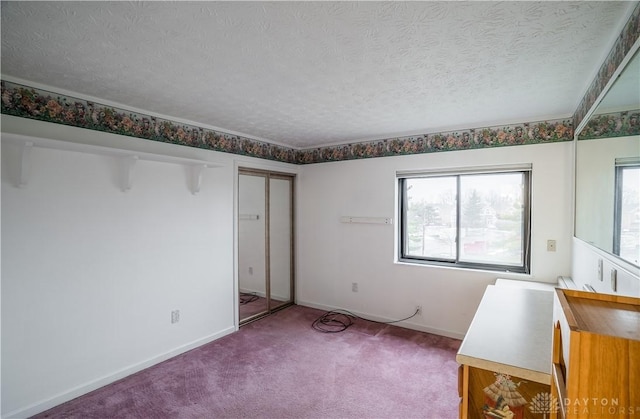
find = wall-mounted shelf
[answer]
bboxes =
[340,216,393,225]
[3,134,223,194]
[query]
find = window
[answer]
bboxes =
[398,165,531,273]
[613,159,640,265]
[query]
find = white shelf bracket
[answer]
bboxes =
[190,164,207,195]
[18,141,34,188]
[121,155,138,192]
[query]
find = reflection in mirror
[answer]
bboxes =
[238,174,268,321]
[269,177,293,311]
[575,48,640,267]
[575,137,639,264]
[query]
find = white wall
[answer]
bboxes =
[0,116,298,418]
[1,144,233,417]
[1,113,574,416]
[296,141,574,339]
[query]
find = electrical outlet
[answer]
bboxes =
[171,310,180,324]
[546,240,556,252]
[352,282,358,292]
[416,305,422,315]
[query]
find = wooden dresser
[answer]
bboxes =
[551,288,640,419]
[457,285,553,419]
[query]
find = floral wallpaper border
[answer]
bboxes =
[296,119,573,164]
[577,109,640,141]
[1,80,298,164]
[1,3,637,165]
[573,2,640,132]
[1,80,574,164]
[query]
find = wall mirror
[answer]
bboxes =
[575,47,640,267]
[238,169,295,324]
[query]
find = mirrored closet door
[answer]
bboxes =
[238,168,294,324]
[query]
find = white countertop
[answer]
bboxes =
[494,278,558,291]
[456,285,553,384]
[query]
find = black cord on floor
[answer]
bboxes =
[312,311,354,333]
[239,292,259,305]
[311,308,420,333]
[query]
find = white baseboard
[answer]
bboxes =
[3,326,236,419]
[296,300,465,340]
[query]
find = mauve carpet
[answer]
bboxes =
[34,305,462,419]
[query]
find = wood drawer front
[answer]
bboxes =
[553,335,640,418]
[552,288,640,418]
[571,334,639,416]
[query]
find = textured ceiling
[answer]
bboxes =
[0,1,634,149]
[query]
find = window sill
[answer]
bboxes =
[393,259,534,279]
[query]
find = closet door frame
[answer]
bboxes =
[238,167,295,325]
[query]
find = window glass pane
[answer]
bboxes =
[405,177,457,260]
[618,167,640,265]
[400,169,530,273]
[459,173,524,266]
